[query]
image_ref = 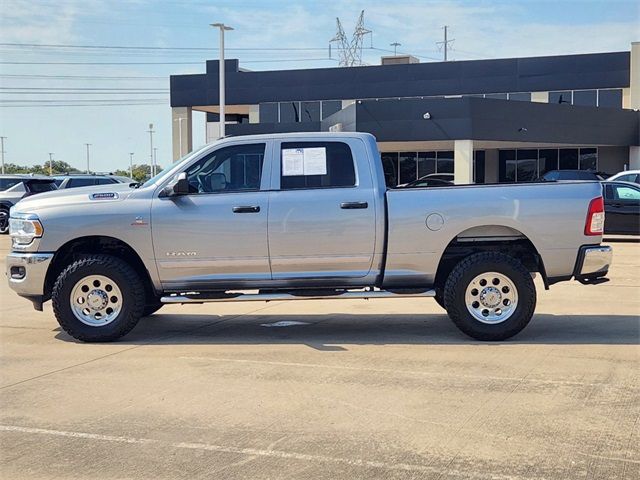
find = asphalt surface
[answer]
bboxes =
[1,235,638,479]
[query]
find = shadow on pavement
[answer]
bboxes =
[54,311,640,346]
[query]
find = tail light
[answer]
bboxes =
[584,196,604,236]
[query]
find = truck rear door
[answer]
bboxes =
[267,138,377,282]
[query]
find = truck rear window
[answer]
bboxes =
[25,181,57,193]
[280,141,356,190]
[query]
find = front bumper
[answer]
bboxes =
[573,245,612,283]
[6,252,54,308]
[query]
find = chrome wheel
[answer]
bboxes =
[69,275,123,326]
[464,271,518,324]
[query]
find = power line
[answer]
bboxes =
[0,61,202,65]
[0,87,168,91]
[0,74,167,80]
[0,42,329,51]
[0,103,168,107]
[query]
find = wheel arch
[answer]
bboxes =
[434,225,549,293]
[44,235,157,302]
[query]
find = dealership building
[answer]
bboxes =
[170,42,640,185]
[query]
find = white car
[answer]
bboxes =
[607,170,640,184]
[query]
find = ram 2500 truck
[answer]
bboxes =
[6,133,612,342]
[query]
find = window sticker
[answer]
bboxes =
[282,147,327,176]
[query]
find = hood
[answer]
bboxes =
[12,182,139,214]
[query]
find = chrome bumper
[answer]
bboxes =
[6,252,54,298]
[575,245,612,279]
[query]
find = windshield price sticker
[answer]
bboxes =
[282,147,327,176]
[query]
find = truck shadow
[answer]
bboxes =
[55,312,640,346]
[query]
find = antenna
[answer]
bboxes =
[436,25,455,61]
[329,10,372,67]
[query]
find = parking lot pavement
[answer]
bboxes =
[0,236,638,480]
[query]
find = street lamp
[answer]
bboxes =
[0,137,6,175]
[84,143,91,173]
[48,152,54,175]
[153,147,158,174]
[210,22,233,138]
[147,123,155,176]
[129,152,134,179]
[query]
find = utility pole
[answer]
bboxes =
[153,147,158,174]
[147,123,155,176]
[211,22,233,138]
[84,143,91,173]
[129,152,134,179]
[48,152,54,176]
[436,25,454,61]
[0,136,6,174]
[390,42,401,56]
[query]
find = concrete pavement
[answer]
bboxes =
[1,235,638,479]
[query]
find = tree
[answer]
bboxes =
[114,164,163,182]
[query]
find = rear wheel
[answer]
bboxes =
[52,255,145,342]
[443,252,536,341]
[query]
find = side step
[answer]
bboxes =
[160,288,436,304]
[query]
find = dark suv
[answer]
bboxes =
[53,174,133,189]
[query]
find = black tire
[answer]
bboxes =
[443,252,536,341]
[434,287,446,310]
[52,255,145,342]
[0,207,9,235]
[142,301,163,317]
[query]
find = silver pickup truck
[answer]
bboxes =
[6,133,612,342]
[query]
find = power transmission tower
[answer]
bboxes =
[436,25,455,61]
[390,42,401,56]
[329,10,371,67]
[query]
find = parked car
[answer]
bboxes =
[7,133,611,343]
[53,174,134,189]
[601,181,640,235]
[400,176,454,188]
[606,170,640,184]
[540,170,607,181]
[0,175,57,234]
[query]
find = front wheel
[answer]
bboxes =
[443,252,536,341]
[52,255,146,342]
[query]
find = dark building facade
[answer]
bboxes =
[170,42,640,185]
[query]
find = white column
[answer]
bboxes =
[630,146,640,170]
[454,139,474,184]
[172,107,192,162]
[629,42,640,110]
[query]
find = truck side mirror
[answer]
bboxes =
[161,172,191,197]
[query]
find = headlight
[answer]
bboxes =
[9,214,44,245]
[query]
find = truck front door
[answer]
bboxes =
[151,141,272,290]
[267,139,377,283]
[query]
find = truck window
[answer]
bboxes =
[185,143,265,193]
[0,178,21,191]
[68,178,97,188]
[280,141,356,190]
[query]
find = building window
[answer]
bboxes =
[417,152,436,178]
[381,152,399,187]
[573,90,597,107]
[300,101,320,122]
[474,151,485,184]
[259,102,278,123]
[436,151,454,174]
[549,91,572,105]
[279,101,300,122]
[516,149,538,181]
[399,152,417,184]
[499,150,517,182]
[321,100,342,120]
[579,148,597,170]
[280,141,356,190]
[559,149,579,169]
[538,149,558,175]
[598,89,622,108]
[508,92,531,102]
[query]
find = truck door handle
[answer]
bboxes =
[340,201,368,209]
[232,205,260,213]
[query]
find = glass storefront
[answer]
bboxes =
[499,147,599,182]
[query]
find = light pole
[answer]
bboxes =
[129,152,134,179]
[0,136,6,174]
[153,147,158,174]
[147,123,155,176]
[84,143,91,173]
[48,152,54,175]
[211,22,233,138]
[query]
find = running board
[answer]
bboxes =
[160,289,436,304]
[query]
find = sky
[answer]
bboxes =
[0,0,638,173]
